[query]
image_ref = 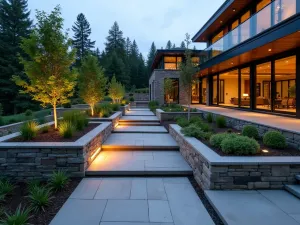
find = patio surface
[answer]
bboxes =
[125,110,155,116]
[205,190,300,225]
[120,115,159,122]
[191,104,300,134]
[113,125,168,133]
[50,177,214,225]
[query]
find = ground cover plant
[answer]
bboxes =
[161,104,197,112]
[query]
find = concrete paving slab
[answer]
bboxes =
[125,110,155,116]
[165,183,215,225]
[129,108,150,111]
[102,200,149,222]
[149,200,173,223]
[130,179,147,199]
[291,214,300,223]
[147,178,168,200]
[114,126,167,133]
[120,116,159,122]
[49,199,107,225]
[94,179,132,199]
[205,190,300,225]
[100,223,174,225]
[70,178,102,199]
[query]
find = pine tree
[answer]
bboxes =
[146,42,156,78]
[166,40,172,49]
[0,0,34,114]
[106,51,129,85]
[125,37,131,58]
[193,45,197,50]
[94,47,101,64]
[72,13,95,66]
[105,21,126,58]
[172,44,176,48]
[180,41,186,48]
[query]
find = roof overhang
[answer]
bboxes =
[192,0,251,42]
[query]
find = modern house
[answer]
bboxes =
[192,0,300,117]
[149,48,204,105]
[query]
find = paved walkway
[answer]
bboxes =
[205,190,300,225]
[50,177,214,225]
[114,125,168,133]
[191,104,300,133]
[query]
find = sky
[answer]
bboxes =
[27,0,224,58]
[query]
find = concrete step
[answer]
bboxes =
[119,116,159,122]
[102,146,179,151]
[113,126,168,133]
[285,185,300,199]
[85,170,192,176]
[118,121,161,126]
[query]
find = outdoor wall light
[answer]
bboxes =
[91,147,101,160]
[262,149,269,153]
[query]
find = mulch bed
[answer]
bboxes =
[189,177,224,225]
[161,120,300,156]
[1,178,82,225]
[5,123,99,142]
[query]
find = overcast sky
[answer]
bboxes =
[27,0,224,58]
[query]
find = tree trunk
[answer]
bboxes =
[91,105,94,116]
[53,104,58,129]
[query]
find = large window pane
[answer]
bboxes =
[275,0,296,24]
[256,62,271,111]
[164,57,177,70]
[256,1,272,34]
[202,78,207,104]
[192,80,200,104]
[164,78,179,104]
[240,67,251,108]
[275,55,296,113]
[219,70,239,107]
[212,30,224,44]
[213,76,218,104]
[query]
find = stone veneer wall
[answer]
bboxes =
[155,109,203,122]
[200,110,300,149]
[89,112,122,128]
[0,115,54,137]
[120,105,129,116]
[0,122,112,181]
[169,124,300,190]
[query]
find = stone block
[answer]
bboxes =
[67,158,83,164]
[41,158,56,165]
[254,182,270,189]
[17,153,36,158]
[0,152,7,158]
[210,166,228,172]
[261,177,287,182]
[272,166,290,176]
[234,176,261,185]
[228,172,249,176]
[250,172,261,176]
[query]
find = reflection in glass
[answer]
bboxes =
[213,76,218,104]
[256,62,271,111]
[240,68,251,108]
[192,80,200,104]
[202,78,207,104]
[219,70,239,107]
[164,78,179,104]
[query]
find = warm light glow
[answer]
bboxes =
[268,48,272,52]
[114,122,119,128]
[243,93,249,97]
[262,149,269,153]
[91,147,101,160]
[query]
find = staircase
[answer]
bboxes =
[86,107,192,176]
[285,175,300,199]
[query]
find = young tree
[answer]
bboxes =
[166,40,172,49]
[0,0,34,114]
[179,33,198,121]
[108,76,125,103]
[79,54,107,116]
[72,13,95,66]
[180,41,186,48]
[12,6,77,129]
[164,78,173,105]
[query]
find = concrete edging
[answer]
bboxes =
[155,109,203,122]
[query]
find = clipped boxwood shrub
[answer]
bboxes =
[216,116,226,128]
[176,117,189,128]
[242,125,259,139]
[263,131,286,149]
[210,133,238,149]
[221,135,260,155]
[181,124,212,140]
[207,113,213,123]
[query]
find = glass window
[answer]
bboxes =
[164,78,179,104]
[213,76,218,104]
[219,70,239,108]
[275,55,296,113]
[256,61,271,111]
[202,77,207,104]
[275,0,296,24]
[240,67,251,108]
[192,57,200,66]
[212,30,224,44]
[241,11,251,23]
[257,0,271,12]
[192,80,200,104]
[256,0,272,34]
[164,56,177,70]
[231,20,239,30]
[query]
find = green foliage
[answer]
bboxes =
[242,125,259,139]
[28,186,53,212]
[181,124,212,140]
[176,117,189,128]
[40,125,50,134]
[164,78,174,105]
[0,204,31,225]
[63,110,88,131]
[0,180,14,195]
[189,116,202,124]
[62,102,72,108]
[289,85,296,98]
[161,104,185,112]
[221,135,260,155]
[148,100,159,111]
[0,104,3,116]
[20,121,38,140]
[24,109,33,117]
[49,170,69,192]
[12,6,77,129]
[263,131,286,149]
[207,113,213,123]
[210,133,238,149]
[0,207,4,219]
[94,103,113,117]
[27,180,40,192]
[79,54,107,116]
[108,76,125,103]
[58,121,75,138]
[216,116,226,128]
[0,117,4,126]
[111,103,120,111]
[103,96,112,102]
[129,97,135,102]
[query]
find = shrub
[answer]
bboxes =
[216,116,226,128]
[221,135,260,155]
[49,170,69,192]
[28,186,53,212]
[0,194,6,202]
[0,180,14,196]
[129,97,134,102]
[58,121,75,138]
[37,116,46,125]
[210,133,238,149]
[20,121,38,140]
[191,108,198,112]
[207,113,213,123]
[189,116,203,124]
[8,118,17,124]
[94,103,113,117]
[242,125,259,139]
[27,180,40,192]
[24,109,33,117]
[181,124,213,140]
[40,125,50,134]
[63,110,88,131]
[103,96,112,102]
[0,204,31,225]
[62,102,72,108]
[176,117,189,127]
[0,117,3,126]
[263,131,286,149]
[129,93,133,97]
[148,100,159,111]
[111,103,120,111]
[0,103,3,116]
[0,207,4,219]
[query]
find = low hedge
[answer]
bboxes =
[221,135,260,155]
[263,131,286,149]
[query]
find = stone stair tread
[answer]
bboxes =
[285,185,300,199]
[296,175,300,181]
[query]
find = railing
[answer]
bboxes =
[202,0,297,63]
